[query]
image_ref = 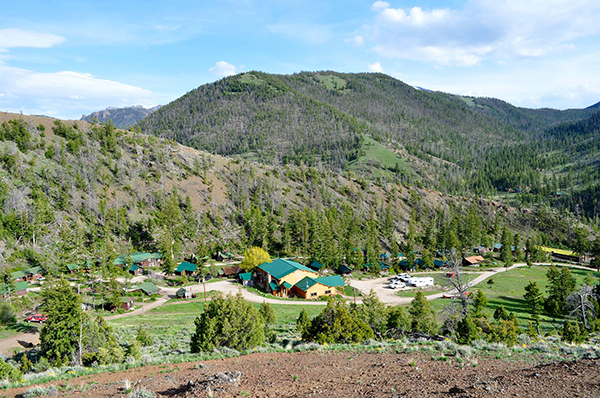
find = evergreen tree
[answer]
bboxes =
[456,315,479,345]
[296,308,311,339]
[409,291,438,335]
[524,281,543,329]
[304,299,374,344]
[259,301,277,326]
[191,292,265,352]
[470,289,488,318]
[39,278,86,365]
[386,306,410,338]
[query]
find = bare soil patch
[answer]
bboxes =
[6,351,599,397]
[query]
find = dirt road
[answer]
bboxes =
[351,263,525,305]
[0,329,40,357]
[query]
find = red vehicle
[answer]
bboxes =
[26,314,47,323]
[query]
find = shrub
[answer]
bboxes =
[0,359,22,382]
[136,325,154,347]
[0,302,16,325]
[456,315,479,345]
[190,292,265,352]
[128,387,157,398]
[126,340,142,361]
[23,385,58,397]
[304,299,374,344]
[562,321,586,344]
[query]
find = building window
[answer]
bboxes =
[325,290,331,294]
[310,292,317,297]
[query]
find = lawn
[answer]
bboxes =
[425,264,600,332]
[108,300,326,333]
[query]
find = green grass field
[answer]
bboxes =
[348,137,414,176]
[316,74,347,90]
[426,265,599,332]
[108,300,326,333]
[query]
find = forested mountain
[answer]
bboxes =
[82,105,160,128]
[137,71,597,197]
[0,112,583,276]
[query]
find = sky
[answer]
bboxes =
[1,0,600,119]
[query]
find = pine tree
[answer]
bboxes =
[524,281,543,328]
[456,315,479,345]
[297,308,311,339]
[39,278,86,365]
[190,292,265,352]
[409,291,438,335]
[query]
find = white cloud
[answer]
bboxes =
[368,62,384,73]
[0,28,65,50]
[0,64,157,119]
[371,1,391,11]
[208,61,238,78]
[345,35,365,47]
[363,0,600,67]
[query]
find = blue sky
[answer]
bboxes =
[1,0,599,119]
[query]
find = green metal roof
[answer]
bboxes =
[25,266,43,275]
[129,264,140,272]
[269,282,280,291]
[1,281,27,294]
[175,261,197,273]
[308,261,324,270]
[337,265,352,273]
[11,271,25,280]
[294,276,318,292]
[114,252,162,266]
[258,259,316,280]
[315,275,345,287]
[132,282,160,295]
[66,263,79,271]
[239,272,252,281]
[282,281,292,289]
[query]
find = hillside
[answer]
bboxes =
[137,72,596,192]
[0,112,581,276]
[81,105,160,128]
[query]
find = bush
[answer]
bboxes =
[0,358,23,382]
[136,325,154,347]
[128,387,157,398]
[562,321,586,344]
[23,385,58,397]
[126,340,142,361]
[456,316,479,345]
[0,302,16,325]
[303,299,374,344]
[190,292,265,352]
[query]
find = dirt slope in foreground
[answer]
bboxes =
[6,352,600,397]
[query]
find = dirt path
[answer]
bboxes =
[0,329,40,357]
[351,263,526,305]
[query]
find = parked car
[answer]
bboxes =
[389,281,406,289]
[26,314,47,323]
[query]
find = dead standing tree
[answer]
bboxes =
[444,249,473,317]
[567,285,596,330]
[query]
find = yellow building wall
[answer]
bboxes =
[294,283,338,299]
[278,269,318,287]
